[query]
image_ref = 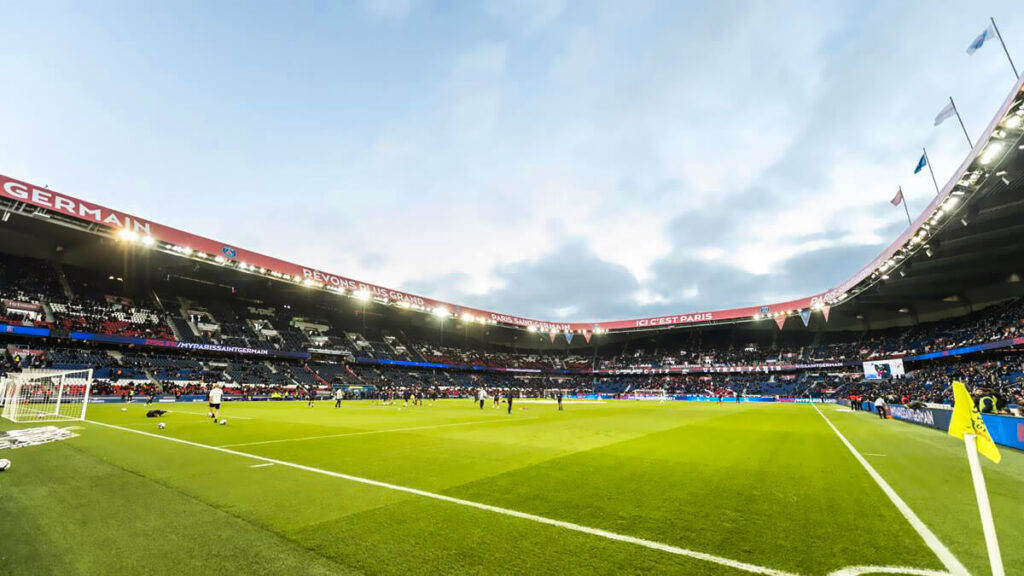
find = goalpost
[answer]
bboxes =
[632,389,669,402]
[1,369,93,423]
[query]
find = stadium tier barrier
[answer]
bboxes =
[882,403,1024,451]
[88,394,316,403]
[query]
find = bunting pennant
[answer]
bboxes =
[822,305,831,323]
[799,309,811,327]
[548,331,557,343]
[565,331,574,344]
[774,316,786,330]
[583,330,592,343]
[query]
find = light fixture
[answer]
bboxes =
[979,141,1005,165]
[925,247,934,258]
[141,236,155,246]
[118,228,139,242]
[961,217,969,227]
[899,269,906,278]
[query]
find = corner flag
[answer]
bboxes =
[948,381,1000,463]
[947,380,1005,576]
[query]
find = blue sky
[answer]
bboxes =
[2,1,1022,321]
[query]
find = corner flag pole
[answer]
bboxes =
[963,433,1005,576]
[949,97,973,149]
[923,148,941,195]
[990,17,1019,79]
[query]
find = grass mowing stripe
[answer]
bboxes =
[86,418,798,576]
[171,409,255,419]
[220,416,539,448]
[812,405,969,576]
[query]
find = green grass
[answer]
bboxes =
[1,400,1021,575]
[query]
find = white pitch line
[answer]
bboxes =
[812,405,969,576]
[864,453,887,457]
[250,463,274,468]
[220,417,538,448]
[170,410,254,420]
[85,419,796,576]
[826,567,951,576]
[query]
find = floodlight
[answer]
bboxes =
[979,141,1004,165]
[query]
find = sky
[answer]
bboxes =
[2,1,1023,322]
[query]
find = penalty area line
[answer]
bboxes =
[811,405,969,576]
[85,419,794,576]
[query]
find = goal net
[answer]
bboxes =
[631,389,669,401]
[1,369,93,423]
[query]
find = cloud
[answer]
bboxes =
[358,0,418,19]
[2,1,1020,324]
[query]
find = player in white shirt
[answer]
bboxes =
[209,384,224,422]
[334,387,344,408]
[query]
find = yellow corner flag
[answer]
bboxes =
[948,381,1001,463]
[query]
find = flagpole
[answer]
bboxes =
[923,148,941,195]
[964,433,1005,576]
[990,17,1019,79]
[949,97,973,149]
[900,187,912,227]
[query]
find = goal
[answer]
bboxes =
[632,389,669,401]
[1,369,93,423]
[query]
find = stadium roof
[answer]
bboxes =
[3,77,1024,335]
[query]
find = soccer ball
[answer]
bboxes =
[157,423,166,430]
[219,419,227,425]
[0,458,10,472]
[207,412,213,417]
[121,407,127,412]
[36,413,45,419]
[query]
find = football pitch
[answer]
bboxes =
[1,400,1021,576]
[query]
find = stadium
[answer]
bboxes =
[3,7,1024,576]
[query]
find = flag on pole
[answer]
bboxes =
[890,188,904,206]
[967,23,997,55]
[799,309,811,327]
[934,101,957,126]
[914,153,927,174]
[948,381,1001,463]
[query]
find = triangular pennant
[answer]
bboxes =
[799,309,811,327]
[583,330,592,343]
[565,331,574,344]
[774,316,786,330]
[549,331,557,343]
[821,305,831,323]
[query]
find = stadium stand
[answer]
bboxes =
[0,248,1021,414]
